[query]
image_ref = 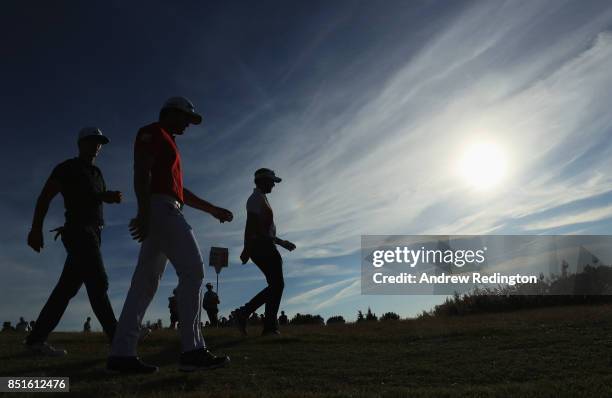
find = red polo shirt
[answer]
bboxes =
[134,122,184,203]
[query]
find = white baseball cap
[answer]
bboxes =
[78,127,109,144]
[161,96,203,125]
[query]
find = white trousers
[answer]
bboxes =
[111,195,205,356]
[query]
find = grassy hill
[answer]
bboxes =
[2,304,612,397]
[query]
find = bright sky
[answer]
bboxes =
[2,0,612,331]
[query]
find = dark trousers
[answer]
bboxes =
[243,240,284,331]
[205,309,219,326]
[26,225,117,344]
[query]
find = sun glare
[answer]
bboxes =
[457,142,508,190]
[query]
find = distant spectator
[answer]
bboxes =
[202,283,220,327]
[83,317,91,333]
[156,319,163,330]
[168,289,179,329]
[278,311,288,325]
[29,321,36,330]
[16,317,30,332]
[2,322,14,332]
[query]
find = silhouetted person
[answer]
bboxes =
[168,288,179,329]
[26,127,121,356]
[2,322,14,332]
[16,317,29,332]
[84,317,91,333]
[108,97,233,374]
[29,321,36,330]
[278,311,288,326]
[233,169,296,336]
[202,283,220,327]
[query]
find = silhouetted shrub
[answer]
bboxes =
[380,312,400,321]
[420,265,612,318]
[290,313,324,325]
[326,316,346,325]
[356,310,365,323]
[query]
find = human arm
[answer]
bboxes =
[128,149,154,242]
[27,176,61,252]
[98,173,122,204]
[240,211,279,263]
[274,237,296,251]
[183,188,233,223]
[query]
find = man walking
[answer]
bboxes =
[26,127,121,356]
[107,97,233,373]
[233,168,296,336]
[202,282,220,327]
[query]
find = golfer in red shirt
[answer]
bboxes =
[108,97,233,373]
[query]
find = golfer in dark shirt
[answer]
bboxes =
[25,127,122,356]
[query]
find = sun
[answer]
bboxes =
[457,142,508,190]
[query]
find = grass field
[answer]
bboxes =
[2,304,612,397]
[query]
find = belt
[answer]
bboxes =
[151,194,184,210]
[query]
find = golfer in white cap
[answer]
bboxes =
[233,168,296,336]
[107,97,233,373]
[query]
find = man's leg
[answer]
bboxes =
[206,310,218,327]
[79,228,117,341]
[241,241,278,316]
[110,238,167,357]
[27,253,83,345]
[160,213,206,353]
[258,249,284,331]
[158,209,230,371]
[242,283,270,316]
[252,246,285,331]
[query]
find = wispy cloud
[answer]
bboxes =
[198,1,612,260]
[313,279,360,310]
[284,277,355,306]
[522,204,612,231]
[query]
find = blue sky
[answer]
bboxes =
[2,0,612,331]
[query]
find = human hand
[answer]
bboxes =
[27,228,44,252]
[279,240,296,251]
[212,207,233,223]
[129,212,149,242]
[101,191,123,204]
[50,226,65,241]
